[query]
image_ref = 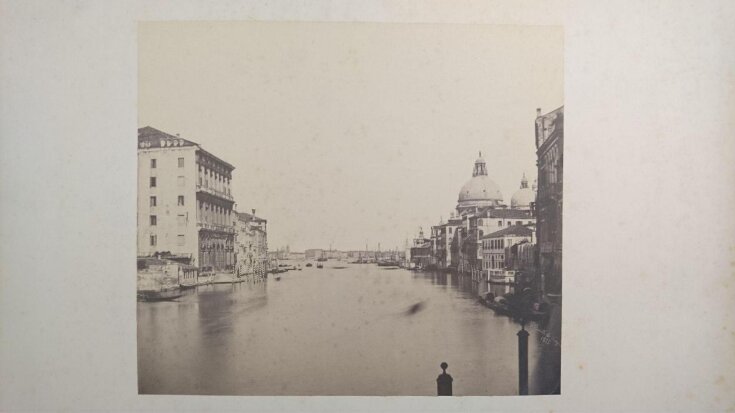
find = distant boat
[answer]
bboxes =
[378,260,400,267]
[305,263,313,267]
[316,263,324,269]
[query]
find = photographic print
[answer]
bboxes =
[136,21,563,396]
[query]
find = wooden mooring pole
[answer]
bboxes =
[517,323,530,395]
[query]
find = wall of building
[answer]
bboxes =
[477,216,535,239]
[195,151,235,272]
[482,234,532,274]
[536,107,563,296]
[137,146,198,262]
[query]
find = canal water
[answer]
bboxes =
[138,263,553,396]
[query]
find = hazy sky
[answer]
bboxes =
[139,22,563,252]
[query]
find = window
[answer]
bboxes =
[177,235,185,246]
[150,215,157,226]
[507,221,512,226]
[498,220,502,226]
[178,157,184,168]
[177,176,185,187]
[150,159,156,168]
[177,214,186,226]
[150,177,156,187]
[478,219,482,226]
[178,195,184,206]
[150,234,157,246]
[150,196,156,207]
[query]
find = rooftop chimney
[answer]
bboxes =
[536,108,542,117]
[252,209,256,216]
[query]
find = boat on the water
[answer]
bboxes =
[316,263,324,268]
[305,263,313,267]
[481,294,510,315]
[137,286,183,302]
[480,291,550,322]
[377,260,400,267]
[137,257,193,301]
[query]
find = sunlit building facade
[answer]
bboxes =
[137,126,236,274]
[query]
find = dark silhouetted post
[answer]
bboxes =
[436,362,453,396]
[517,323,529,395]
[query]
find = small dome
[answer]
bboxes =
[510,174,535,209]
[458,175,504,203]
[511,187,535,209]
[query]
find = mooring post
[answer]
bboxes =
[517,322,530,395]
[436,362,453,396]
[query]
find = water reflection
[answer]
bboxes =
[138,265,555,395]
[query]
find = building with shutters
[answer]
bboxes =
[234,209,268,279]
[137,126,236,275]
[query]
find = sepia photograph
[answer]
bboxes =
[3,1,735,412]
[136,21,563,396]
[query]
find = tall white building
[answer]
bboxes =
[137,126,236,274]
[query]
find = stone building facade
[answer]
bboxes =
[234,210,268,279]
[535,106,564,296]
[430,154,537,279]
[137,126,236,274]
[481,224,535,278]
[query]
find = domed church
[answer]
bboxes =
[456,152,504,215]
[510,173,537,210]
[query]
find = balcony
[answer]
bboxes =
[197,222,235,234]
[196,184,234,202]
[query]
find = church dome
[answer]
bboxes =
[457,152,504,207]
[510,174,536,209]
[458,175,504,203]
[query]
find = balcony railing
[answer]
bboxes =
[197,222,235,234]
[196,184,234,201]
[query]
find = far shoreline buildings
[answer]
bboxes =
[426,153,536,280]
[418,105,563,307]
